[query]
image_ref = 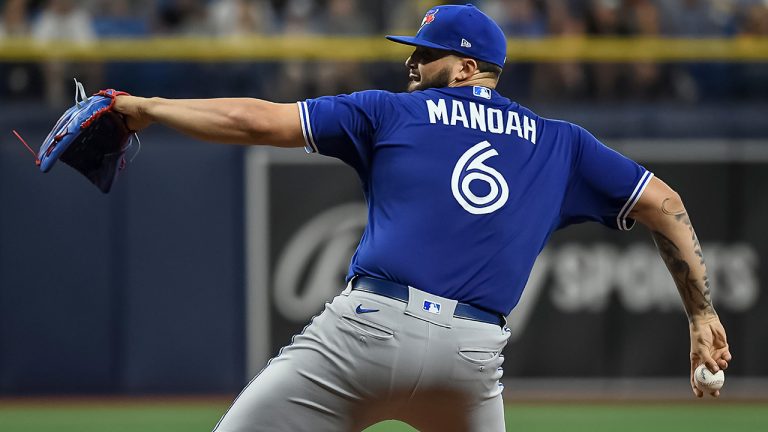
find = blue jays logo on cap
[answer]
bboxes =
[421,9,438,27]
[423,300,442,315]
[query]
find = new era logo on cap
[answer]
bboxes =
[461,38,472,48]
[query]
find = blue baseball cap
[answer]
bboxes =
[386,4,507,68]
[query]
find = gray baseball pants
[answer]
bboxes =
[213,284,510,432]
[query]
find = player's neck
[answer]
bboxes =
[448,74,498,90]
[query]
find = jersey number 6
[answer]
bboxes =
[451,141,509,215]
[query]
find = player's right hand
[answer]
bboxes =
[114,95,153,132]
[689,314,731,398]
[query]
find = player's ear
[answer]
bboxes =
[457,58,479,81]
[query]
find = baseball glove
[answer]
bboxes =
[16,80,139,194]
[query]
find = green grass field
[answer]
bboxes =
[0,402,766,432]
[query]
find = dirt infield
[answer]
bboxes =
[1,376,766,432]
[3,377,768,408]
[0,399,766,432]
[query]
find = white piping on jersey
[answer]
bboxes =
[297,101,318,154]
[617,170,654,231]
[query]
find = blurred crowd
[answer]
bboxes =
[1,0,767,105]
[3,0,768,38]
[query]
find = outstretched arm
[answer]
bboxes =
[630,176,732,398]
[113,96,306,148]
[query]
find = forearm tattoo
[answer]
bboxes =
[651,211,715,320]
[661,197,685,216]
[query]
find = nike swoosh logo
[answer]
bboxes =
[355,304,380,314]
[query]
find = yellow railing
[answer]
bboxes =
[1,37,767,62]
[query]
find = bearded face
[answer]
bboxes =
[408,65,453,92]
[405,47,456,92]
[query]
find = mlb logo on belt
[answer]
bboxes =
[423,300,441,314]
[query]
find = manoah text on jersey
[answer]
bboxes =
[426,99,537,144]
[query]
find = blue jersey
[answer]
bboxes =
[298,86,652,315]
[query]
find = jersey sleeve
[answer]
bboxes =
[297,90,395,174]
[559,124,653,231]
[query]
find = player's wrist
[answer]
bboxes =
[689,311,719,325]
[114,95,156,132]
[140,97,162,122]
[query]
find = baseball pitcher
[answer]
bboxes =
[113,4,732,431]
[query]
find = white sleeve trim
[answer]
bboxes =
[616,170,654,231]
[296,101,318,154]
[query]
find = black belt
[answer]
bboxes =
[351,276,505,327]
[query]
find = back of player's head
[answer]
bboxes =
[386,4,507,70]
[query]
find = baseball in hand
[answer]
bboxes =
[694,364,725,391]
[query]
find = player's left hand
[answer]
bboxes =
[689,314,731,398]
[114,95,153,132]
